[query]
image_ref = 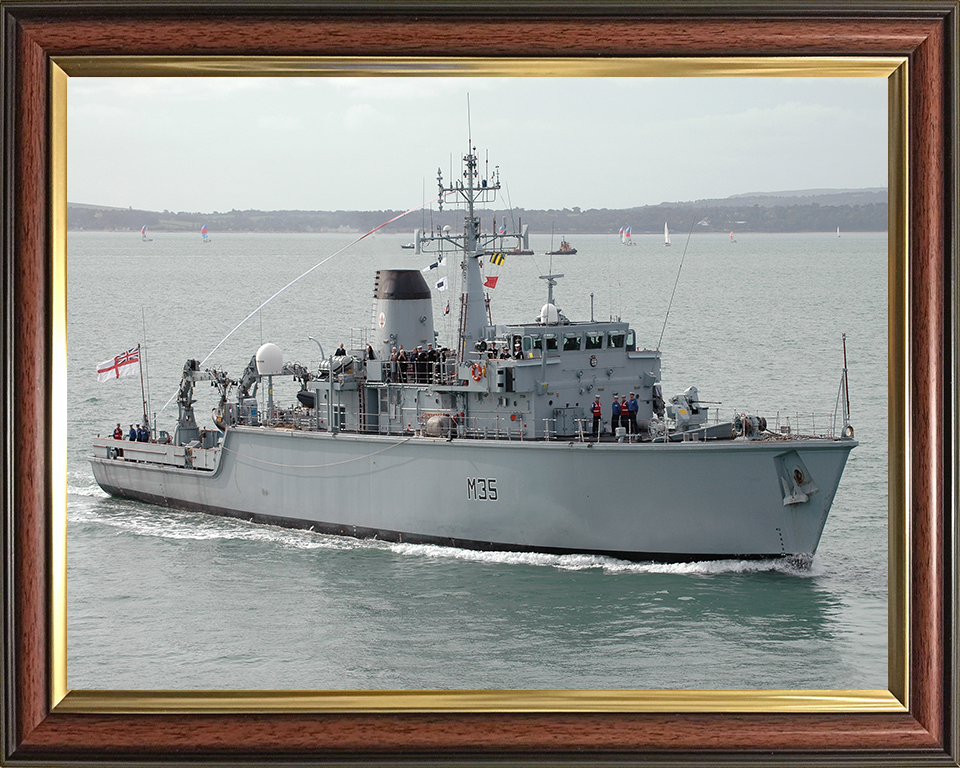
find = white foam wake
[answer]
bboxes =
[387,541,823,577]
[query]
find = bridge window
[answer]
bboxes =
[585,332,603,350]
[608,332,625,349]
[626,329,636,351]
[563,333,581,351]
[544,334,558,352]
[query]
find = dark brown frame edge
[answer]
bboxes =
[1,1,957,765]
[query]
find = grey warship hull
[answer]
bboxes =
[91,428,853,561]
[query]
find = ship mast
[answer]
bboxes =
[430,145,502,364]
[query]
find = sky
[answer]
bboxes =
[67,76,887,213]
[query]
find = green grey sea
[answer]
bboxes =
[66,229,887,690]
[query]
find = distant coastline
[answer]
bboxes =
[69,188,888,235]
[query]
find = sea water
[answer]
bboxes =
[66,230,887,690]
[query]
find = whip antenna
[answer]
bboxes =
[657,216,698,351]
[467,93,472,149]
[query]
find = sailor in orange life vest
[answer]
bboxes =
[591,396,602,438]
[113,423,123,440]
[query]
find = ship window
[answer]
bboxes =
[626,329,636,351]
[522,336,532,352]
[608,332,625,349]
[563,333,581,351]
[585,332,603,350]
[544,334,558,351]
[531,336,543,351]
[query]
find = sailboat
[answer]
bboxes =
[664,222,671,246]
[621,225,635,246]
[729,231,736,243]
[837,226,841,238]
[201,225,211,243]
[141,225,152,242]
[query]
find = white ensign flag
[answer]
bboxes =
[97,347,140,382]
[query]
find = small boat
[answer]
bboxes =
[729,231,737,243]
[400,243,415,250]
[141,226,152,242]
[837,226,841,238]
[664,222,671,246]
[547,223,577,255]
[547,238,576,255]
[621,225,635,246]
[201,225,211,243]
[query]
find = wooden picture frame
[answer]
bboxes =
[2,2,956,764]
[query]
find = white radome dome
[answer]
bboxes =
[255,342,284,375]
[540,303,560,325]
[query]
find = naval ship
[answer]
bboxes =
[91,143,857,562]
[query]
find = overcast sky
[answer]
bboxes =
[67,77,887,213]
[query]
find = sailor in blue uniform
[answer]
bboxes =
[627,393,639,434]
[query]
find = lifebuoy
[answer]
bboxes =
[470,362,483,382]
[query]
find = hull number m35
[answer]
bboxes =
[467,478,498,501]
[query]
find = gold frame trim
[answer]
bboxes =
[50,55,908,715]
[50,62,69,708]
[53,56,903,78]
[57,689,904,714]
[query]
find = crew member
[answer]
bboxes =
[113,423,123,440]
[334,343,347,357]
[389,347,399,382]
[611,396,621,434]
[411,346,422,383]
[591,396,602,439]
[627,392,639,434]
[128,424,137,441]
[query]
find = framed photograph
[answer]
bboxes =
[2,2,956,764]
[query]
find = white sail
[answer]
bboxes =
[664,222,671,246]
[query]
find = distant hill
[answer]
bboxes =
[68,188,888,235]
[667,188,887,208]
